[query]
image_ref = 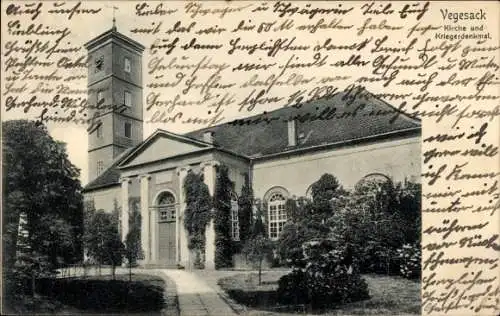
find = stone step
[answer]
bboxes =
[141,263,184,269]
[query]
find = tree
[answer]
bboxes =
[124,197,143,280]
[395,181,421,244]
[310,173,343,214]
[84,210,124,278]
[213,165,233,269]
[183,171,212,267]
[252,204,266,238]
[125,226,142,282]
[243,234,274,285]
[238,173,253,243]
[277,176,345,267]
[105,232,125,280]
[326,177,410,274]
[2,120,83,300]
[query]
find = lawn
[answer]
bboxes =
[218,271,421,315]
[5,274,166,315]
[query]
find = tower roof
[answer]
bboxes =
[84,27,145,52]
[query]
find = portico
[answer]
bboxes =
[114,130,229,268]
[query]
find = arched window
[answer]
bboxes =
[267,190,288,240]
[156,191,176,222]
[230,193,239,241]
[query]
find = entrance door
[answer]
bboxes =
[156,192,177,265]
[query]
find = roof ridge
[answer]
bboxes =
[184,90,346,136]
[361,88,421,125]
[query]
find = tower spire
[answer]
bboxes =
[106,5,118,30]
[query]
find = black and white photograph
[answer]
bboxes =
[1,1,499,315]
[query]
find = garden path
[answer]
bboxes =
[159,269,238,316]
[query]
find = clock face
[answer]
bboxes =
[95,55,104,72]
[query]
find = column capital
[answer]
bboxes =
[139,174,152,180]
[119,177,132,184]
[176,165,192,176]
[201,160,220,169]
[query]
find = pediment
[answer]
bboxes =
[119,130,210,168]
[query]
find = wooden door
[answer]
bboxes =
[158,204,176,265]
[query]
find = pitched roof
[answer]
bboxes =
[83,147,136,192]
[185,89,420,158]
[83,89,420,192]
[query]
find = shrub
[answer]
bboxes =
[276,268,308,305]
[277,240,369,309]
[36,278,164,312]
[303,241,369,308]
[396,243,421,279]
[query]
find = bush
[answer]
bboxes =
[396,243,421,279]
[276,268,308,305]
[36,278,164,312]
[277,240,369,309]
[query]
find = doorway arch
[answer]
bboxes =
[154,190,177,265]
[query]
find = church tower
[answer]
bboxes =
[85,25,145,183]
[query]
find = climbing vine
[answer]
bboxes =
[183,171,212,265]
[213,165,233,269]
[238,173,253,244]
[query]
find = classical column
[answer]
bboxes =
[140,174,151,264]
[150,203,158,263]
[177,166,191,267]
[120,178,131,242]
[202,161,219,270]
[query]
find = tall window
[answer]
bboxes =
[231,193,240,241]
[268,192,287,240]
[124,91,132,107]
[124,57,131,73]
[124,122,131,138]
[96,160,104,176]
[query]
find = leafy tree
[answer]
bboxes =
[238,173,253,243]
[105,232,125,280]
[310,173,343,214]
[124,197,143,279]
[125,225,142,282]
[327,177,411,274]
[353,175,398,216]
[84,210,124,278]
[243,234,274,285]
[278,175,347,267]
[12,213,55,297]
[213,165,233,269]
[183,171,212,266]
[2,120,83,300]
[252,203,266,238]
[278,216,328,267]
[395,181,421,244]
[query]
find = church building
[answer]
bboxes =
[82,26,421,269]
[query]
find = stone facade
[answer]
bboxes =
[85,26,144,183]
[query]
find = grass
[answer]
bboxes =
[5,274,166,315]
[218,270,421,315]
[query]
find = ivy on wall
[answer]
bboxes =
[213,165,233,269]
[238,173,253,244]
[183,171,212,265]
